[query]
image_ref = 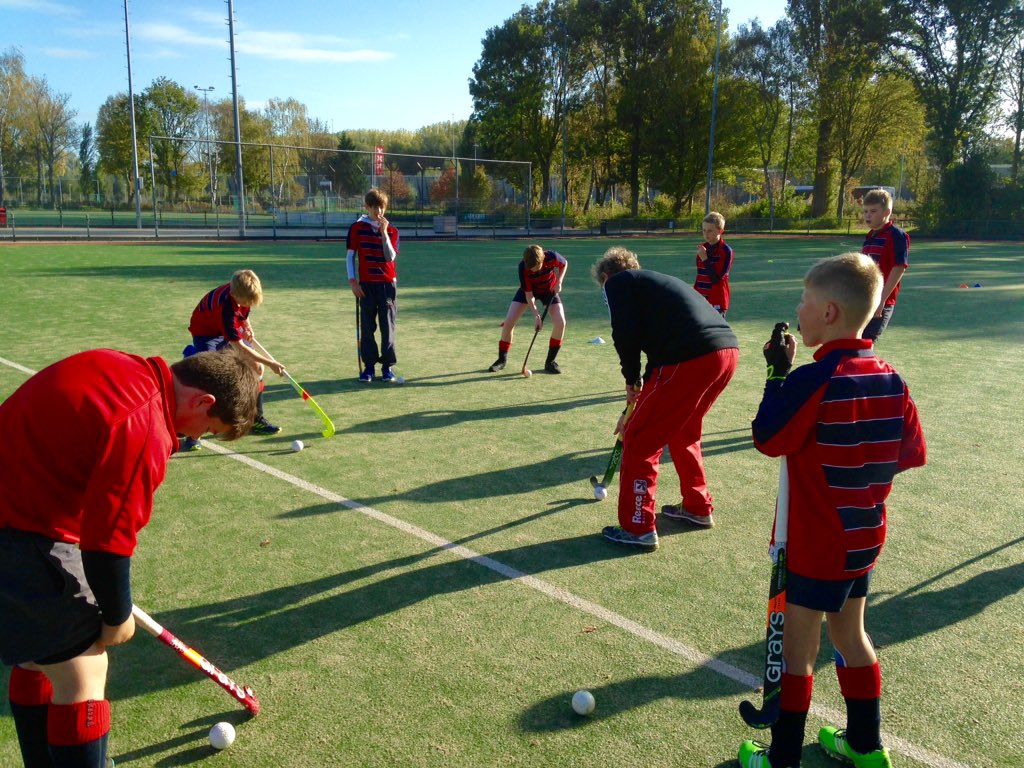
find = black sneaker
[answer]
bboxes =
[251,416,282,435]
[488,358,506,372]
[544,360,562,374]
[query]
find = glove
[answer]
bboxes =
[763,321,792,380]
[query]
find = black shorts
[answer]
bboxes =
[0,529,102,666]
[787,569,872,613]
[512,288,561,306]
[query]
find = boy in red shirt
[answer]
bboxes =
[694,211,733,317]
[186,268,285,449]
[739,253,926,768]
[0,348,259,768]
[860,188,909,341]
[347,188,400,382]
[489,244,568,374]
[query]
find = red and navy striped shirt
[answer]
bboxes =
[519,250,566,299]
[347,217,399,283]
[862,222,909,306]
[188,283,250,342]
[694,238,733,310]
[752,338,926,580]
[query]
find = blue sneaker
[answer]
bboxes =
[602,525,658,551]
[359,367,374,383]
[381,367,397,382]
[181,437,202,452]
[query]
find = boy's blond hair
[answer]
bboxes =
[230,269,263,306]
[365,187,389,208]
[804,252,883,331]
[591,246,641,284]
[703,211,726,230]
[523,244,545,270]
[171,348,260,440]
[862,188,893,211]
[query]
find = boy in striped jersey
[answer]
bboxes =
[739,253,926,768]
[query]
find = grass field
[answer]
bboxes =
[0,235,1021,768]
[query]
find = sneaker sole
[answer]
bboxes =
[661,508,714,527]
[602,534,659,551]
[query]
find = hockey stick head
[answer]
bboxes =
[738,694,779,729]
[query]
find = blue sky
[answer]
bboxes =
[3,0,787,133]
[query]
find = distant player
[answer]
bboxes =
[860,188,909,341]
[0,348,259,768]
[489,244,568,374]
[694,211,733,317]
[186,268,286,449]
[347,188,400,382]
[739,253,926,768]
[592,247,739,551]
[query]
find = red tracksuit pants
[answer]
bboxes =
[616,348,739,534]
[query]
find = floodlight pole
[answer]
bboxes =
[227,0,246,237]
[123,0,142,229]
[704,0,723,215]
[558,18,568,235]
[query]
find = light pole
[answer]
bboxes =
[123,0,142,228]
[194,85,215,209]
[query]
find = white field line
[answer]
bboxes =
[0,356,970,768]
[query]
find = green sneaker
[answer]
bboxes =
[818,727,892,767]
[738,740,774,768]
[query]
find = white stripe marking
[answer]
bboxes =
[0,355,971,768]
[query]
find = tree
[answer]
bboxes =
[1002,32,1024,184]
[469,2,565,204]
[95,92,151,207]
[30,78,77,209]
[78,122,96,201]
[731,20,791,218]
[143,77,202,203]
[895,0,1023,213]
[0,48,30,207]
[787,0,888,217]
[333,132,366,196]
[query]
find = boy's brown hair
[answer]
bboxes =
[365,188,389,208]
[230,269,263,307]
[804,252,883,331]
[523,244,545,270]
[591,246,641,284]
[862,188,893,211]
[703,211,726,230]
[171,348,260,440]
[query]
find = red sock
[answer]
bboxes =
[779,671,813,713]
[9,667,53,706]
[837,661,881,699]
[48,700,110,746]
[498,340,511,354]
[548,338,562,349]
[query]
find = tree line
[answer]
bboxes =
[1,0,1022,228]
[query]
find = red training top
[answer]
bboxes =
[751,339,926,580]
[347,216,400,283]
[188,283,250,341]
[862,222,910,306]
[518,250,566,298]
[0,349,178,556]
[693,238,733,311]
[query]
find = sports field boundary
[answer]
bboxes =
[0,355,972,768]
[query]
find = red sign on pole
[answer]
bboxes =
[374,145,384,174]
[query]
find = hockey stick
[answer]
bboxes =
[739,457,789,728]
[355,296,363,377]
[520,296,553,375]
[132,605,261,716]
[589,398,637,493]
[250,338,336,438]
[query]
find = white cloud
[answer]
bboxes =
[41,47,91,60]
[0,0,79,13]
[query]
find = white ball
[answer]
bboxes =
[593,485,608,501]
[572,690,596,715]
[209,721,236,750]
[396,376,405,384]
[523,369,532,378]
[291,439,304,452]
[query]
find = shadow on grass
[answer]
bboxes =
[110,708,250,766]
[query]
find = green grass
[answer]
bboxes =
[0,236,1021,767]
